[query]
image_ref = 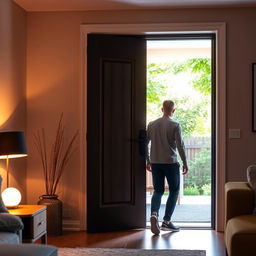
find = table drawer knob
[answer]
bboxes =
[38,221,45,226]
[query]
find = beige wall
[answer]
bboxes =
[0,0,27,201]
[26,8,256,228]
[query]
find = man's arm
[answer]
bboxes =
[175,124,188,174]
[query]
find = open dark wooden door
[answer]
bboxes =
[87,34,146,233]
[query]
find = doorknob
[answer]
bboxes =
[129,130,147,157]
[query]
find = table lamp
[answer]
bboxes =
[0,131,27,208]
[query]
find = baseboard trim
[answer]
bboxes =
[63,220,81,231]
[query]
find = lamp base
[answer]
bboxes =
[6,205,19,209]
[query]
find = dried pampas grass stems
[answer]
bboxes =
[34,113,78,195]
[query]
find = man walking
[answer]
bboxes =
[146,100,188,235]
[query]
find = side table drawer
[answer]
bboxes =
[33,210,46,237]
[9,205,47,244]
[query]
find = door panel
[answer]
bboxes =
[87,34,146,233]
[102,59,133,205]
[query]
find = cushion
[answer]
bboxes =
[0,213,23,233]
[225,182,254,224]
[0,232,20,244]
[0,244,58,256]
[0,176,8,213]
[247,165,256,214]
[225,215,256,256]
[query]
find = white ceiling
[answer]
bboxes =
[13,0,256,12]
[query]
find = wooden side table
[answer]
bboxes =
[9,205,47,244]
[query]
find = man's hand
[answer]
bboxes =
[146,162,152,172]
[182,165,188,175]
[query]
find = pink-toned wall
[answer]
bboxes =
[0,0,26,200]
[26,8,256,228]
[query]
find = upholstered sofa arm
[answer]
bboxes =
[0,213,24,233]
[225,182,254,227]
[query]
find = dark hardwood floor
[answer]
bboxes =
[48,229,225,256]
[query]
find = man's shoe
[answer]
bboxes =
[161,221,180,232]
[150,214,160,235]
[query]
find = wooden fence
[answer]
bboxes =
[146,137,211,194]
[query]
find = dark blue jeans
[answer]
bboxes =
[151,163,180,221]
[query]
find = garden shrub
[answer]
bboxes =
[184,186,200,195]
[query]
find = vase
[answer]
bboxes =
[38,194,62,236]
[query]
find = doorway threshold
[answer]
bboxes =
[146,222,211,229]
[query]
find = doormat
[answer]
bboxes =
[58,248,206,256]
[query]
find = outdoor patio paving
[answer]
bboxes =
[146,194,211,223]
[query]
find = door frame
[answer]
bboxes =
[80,22,226,231]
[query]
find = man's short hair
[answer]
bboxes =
[163,100,175,112]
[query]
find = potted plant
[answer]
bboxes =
[34,114,78,236]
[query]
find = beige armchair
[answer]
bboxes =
[225,182,256,256]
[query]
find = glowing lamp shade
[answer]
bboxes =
[0,131,27,208]
[2,187,21,208]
